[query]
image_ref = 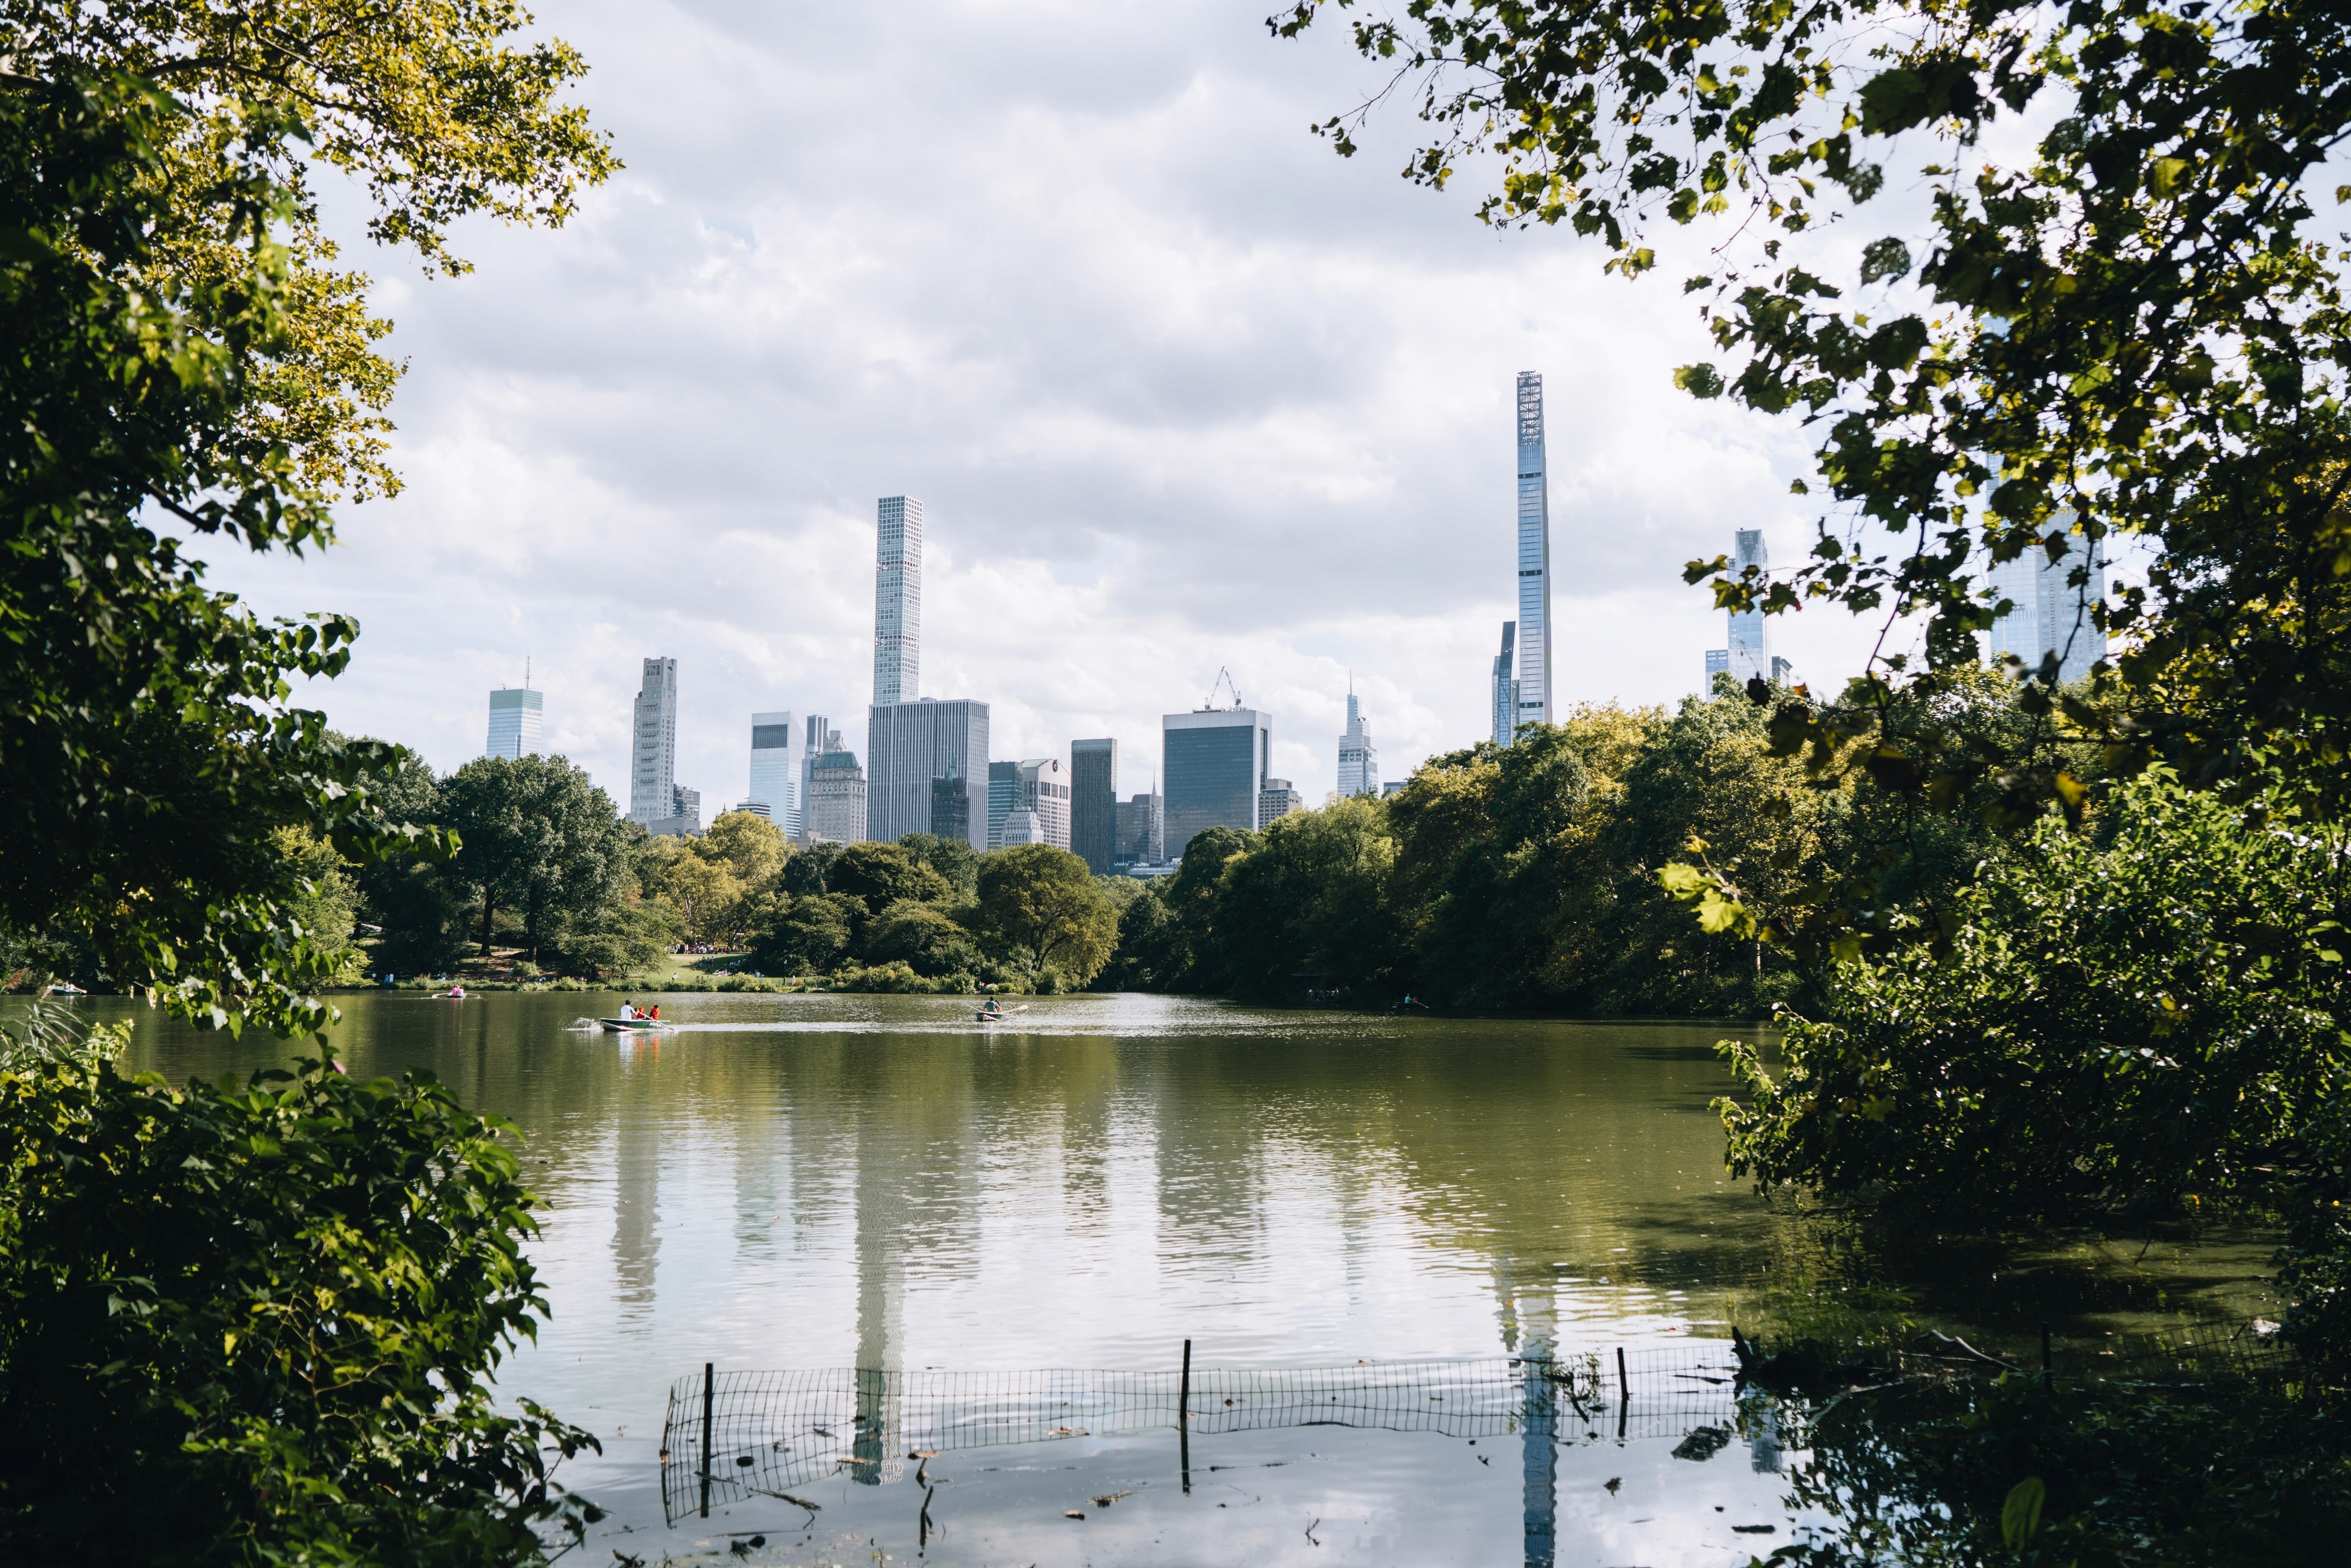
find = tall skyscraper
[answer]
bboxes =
[868,698,989,847]
[1727,528,1773,684]
[1514,371,1554,733]
[1070,738,1118,873]
[747,709,801,833]
[485,684,542,759]
[628,657,679,827]
[1986,525,2106,684]
[1491,622,1516,747]
[1163,705,1270,862]
[873,496,922,706]
[1337,686,1378,797]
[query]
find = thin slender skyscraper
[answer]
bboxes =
[1490,622,1517,747]
[1986,522,2107,685]
[873,496,922,705]
[1337,685,1378,797]
[1727,528,1772,684]
[1514,372,1553,733]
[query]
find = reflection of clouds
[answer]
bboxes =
[188,2,1881,804]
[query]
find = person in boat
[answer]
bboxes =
[448,984,465,999]
[648,1004,660,1021]
[981,997,1000,1015]
[619,1000,637,1021]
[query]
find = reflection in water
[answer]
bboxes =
[88,991,2279,1562]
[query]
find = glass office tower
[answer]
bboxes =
[1727,528,1773,684]
[1163,706,1270,862]
[1514,373,1554,733]
[1986,524,2107,684]
[485,685,542,759]
[1337,689,1378,797]
[1069,738,1117,873]
[747,709,800,834]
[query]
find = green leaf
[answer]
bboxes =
[2001,1476,2047,1548]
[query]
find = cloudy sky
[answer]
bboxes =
[196,0,1894,810]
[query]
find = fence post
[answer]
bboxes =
[1179,1338,1193,1493]
[699,1361,716,1518]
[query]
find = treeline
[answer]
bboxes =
[1107,679,2030,1014]
[314,749,1127,992]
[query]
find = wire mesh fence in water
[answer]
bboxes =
[657,1346,1747,1523]
[656,1322,2296,1524]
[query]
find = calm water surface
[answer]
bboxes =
[91,990,2270,1566]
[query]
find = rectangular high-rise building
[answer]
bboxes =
[628,657,679,827]
[1163,706,1270,863]
[1513,372,1553,735]
[1070,739,1117,872]
[1986,524,2107,685]
[1703,647,1731,692]
[485,685,542,759]
[1260,777,1304,827]
[747,709,801,834]
[1012,758,1071,850]
[1337,688,1378,797]
[930,775,972,845]
[1115,789,1164,866]
[1727,528,1772,684]
[1490,622,1516,747]
[987,759,1017,850]
[873,496,922,706]
[868,698,989,848]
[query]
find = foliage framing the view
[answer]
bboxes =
[1,4,615,1030]
[1275,0,2351,939]
[0,1018,599,1565]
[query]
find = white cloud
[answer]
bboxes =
[196,0,1887,809]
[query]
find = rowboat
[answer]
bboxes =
[973,1005,1029,1023]
[598,1016,672,1032]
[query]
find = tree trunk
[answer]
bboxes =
[482,890,495,957]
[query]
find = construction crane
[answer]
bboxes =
[1203,666,1244,711]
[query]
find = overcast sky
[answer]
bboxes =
[195,0,1896,810]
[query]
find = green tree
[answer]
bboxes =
[866,900,980,979]
[1720,780,2349,1254]
[749,894,859,976]
[1211,798,1403,999]
[636,836,742,949]
[828,841,953,911]
[437,756,633,961]
[969,846,1121,986]
[0,1030,600,1564]
[2,9,611,1033]
[701,810,790,894]
[1276,0,2351,912]
[896,832,980,899]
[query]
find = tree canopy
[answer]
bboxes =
[2,3,612,1031]
[1277,0,2351,934]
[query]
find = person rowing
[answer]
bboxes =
[619,1000,638,1021]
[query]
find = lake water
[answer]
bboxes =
[86,990,2273,1566]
